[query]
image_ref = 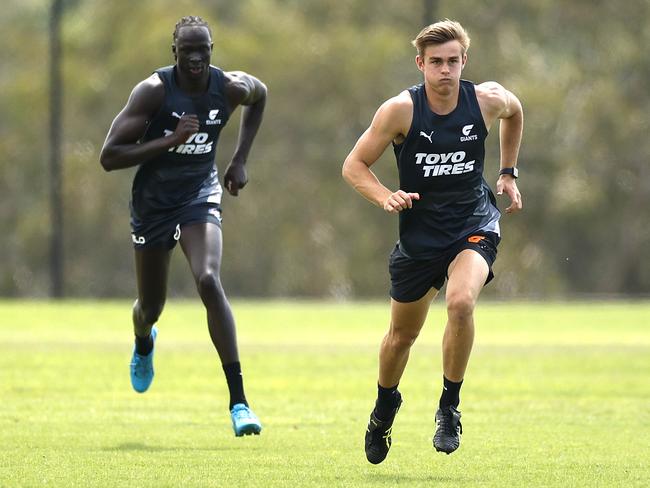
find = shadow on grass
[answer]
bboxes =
[365,472,479,485]
[103,442,244,452]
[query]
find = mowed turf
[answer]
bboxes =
[0,300,649,487]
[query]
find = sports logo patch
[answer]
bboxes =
[460,124,477,142]
[206,109,222,125]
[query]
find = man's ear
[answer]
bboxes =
[415,55,424,73]
[172,44,177,61]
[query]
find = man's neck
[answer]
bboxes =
[424,82,459,116]
[175,67,209,95]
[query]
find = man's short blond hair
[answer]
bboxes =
[412,19,470,56]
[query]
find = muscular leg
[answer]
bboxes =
[128,247,171,393]
[133,247,172,339]
[443,249,489,382]
[379,287,439,387]
[179,222,250,411]
[365,287,438,464]
[179,222,239,364]
[432,249,489,453]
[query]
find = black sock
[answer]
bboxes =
[439,376,463,409]
[374,383,400,420]
[223,361,247,410]
[134,333,153,356]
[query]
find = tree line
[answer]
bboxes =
[1,0,649,298]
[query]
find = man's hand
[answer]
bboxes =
[383,190,420,214]
[224,162,248,196]
[496,175,522,214]
[172,114,200,145]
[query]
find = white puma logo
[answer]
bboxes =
[171,111,185,119]
[419,130,434,143]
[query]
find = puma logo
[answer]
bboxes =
[171,111,185,119]
[419,130,434,143]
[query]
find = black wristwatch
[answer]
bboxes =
[499,167,518,179]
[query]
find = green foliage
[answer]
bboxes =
[1,0,650,297]
[1,300,649,486]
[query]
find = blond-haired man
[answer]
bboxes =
[342,19,523,463]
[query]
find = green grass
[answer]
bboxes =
[1,300,649,487]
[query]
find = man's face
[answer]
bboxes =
[416,41,466,95]
[173,26,213,79]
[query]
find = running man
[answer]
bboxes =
[100,16,266,436]
[342,19,523,463]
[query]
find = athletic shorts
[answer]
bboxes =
[389,231,500,303]
[130,202,222,250]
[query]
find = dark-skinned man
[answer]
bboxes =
[100,16,266,436]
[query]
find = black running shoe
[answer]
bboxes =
[433,405,462,454]
[364,393,402,464]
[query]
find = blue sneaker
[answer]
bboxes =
[130,326,158,393]
[230,403,262,436]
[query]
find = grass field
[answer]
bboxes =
[1,300,649,487]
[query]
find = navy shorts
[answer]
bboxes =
[130,203,222,250]
[389,231,500,303]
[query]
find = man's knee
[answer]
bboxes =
[446,291,476,323]
[387,325,420,350]
[135,299,165,326]
[196,270,224,299]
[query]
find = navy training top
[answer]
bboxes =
[130,65,231,222]
[393,80,500,258]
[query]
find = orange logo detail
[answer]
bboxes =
[467,235,486,243]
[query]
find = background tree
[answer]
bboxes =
[1,0,649,298]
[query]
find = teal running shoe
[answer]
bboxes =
[130,326,158,393]
[230,403,262,436]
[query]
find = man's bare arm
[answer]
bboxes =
[477,81,524,214]
[222,71,268,195]
[99,75,198,171]
[342,93,419,213]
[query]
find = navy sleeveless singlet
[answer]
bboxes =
[130,65,231,223]
[393,80,500,258]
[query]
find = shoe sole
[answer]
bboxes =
[366,452,387,464]
[433,437,460,454]
[434,445,457,455]
[235,425,262,437]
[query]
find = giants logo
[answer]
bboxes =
[414,151,475,177]
[163,130,214,154]
[206,109,222,125]
[460,124,478,142]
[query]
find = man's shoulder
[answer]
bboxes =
[221,70,259,93]
[474,81,507,102]
[134,72,165,93]
[127,73,165,114]
[473,81,512,127]
[221,69,267,107]
[372,90,413,137]
[381,90,414,116]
